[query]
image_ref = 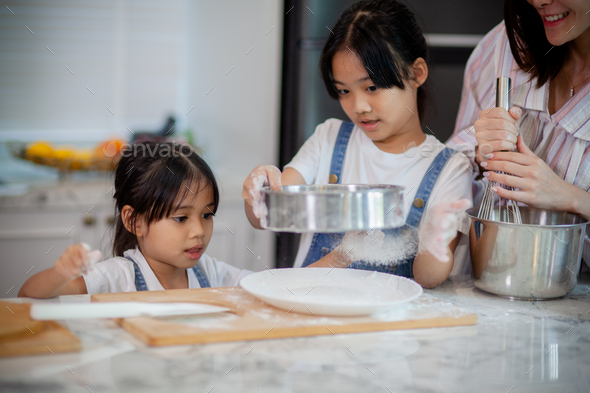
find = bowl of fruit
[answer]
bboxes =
[9,138,126,173]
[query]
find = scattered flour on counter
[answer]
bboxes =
[248,308,346,326]
[157,312,240,329]
[371,293,474,321]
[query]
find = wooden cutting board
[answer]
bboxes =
[93,287,477,346]
[0,301,81,357]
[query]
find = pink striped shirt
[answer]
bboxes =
[447,22,590,266]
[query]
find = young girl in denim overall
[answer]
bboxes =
[20,142,253,297]
[243,0,473,288]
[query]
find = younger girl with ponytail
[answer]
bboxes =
[20,142,252,297]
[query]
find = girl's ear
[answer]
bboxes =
[121,205,144,237]
[411,57,428,88]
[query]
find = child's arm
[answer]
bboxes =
[306,249,351,268]
[413,199,472,289]
[18,244,95,298]
[413,233,461,289]
[243,165,305,229]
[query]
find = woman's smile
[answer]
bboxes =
[527,0,590,46]
[542,11,570,27]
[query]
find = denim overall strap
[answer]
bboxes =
[191,265,211,288]
[125,256,211,289]
[328,121,355,184]
[301,121,354,268]
[125,256,148,291]
[404,147,455,229]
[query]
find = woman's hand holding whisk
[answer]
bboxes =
[475,78,522,223]
[474,106,521,164]
[480,136,590,218]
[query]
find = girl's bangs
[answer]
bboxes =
[142,158,192,222]
[170,177,212,213]
[346,18,409,91]
[144,159,215,223]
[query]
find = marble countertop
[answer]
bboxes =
[1,275,589,393]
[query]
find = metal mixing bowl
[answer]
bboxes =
[467,207,589,300]
[261,184,405,233]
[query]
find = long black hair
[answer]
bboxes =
[320,0,431,122]
[112,141,219,256]
[504,0,567,87]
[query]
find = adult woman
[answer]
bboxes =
[448,0,590,266]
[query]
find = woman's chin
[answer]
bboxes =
[546,36,567,46]
[544,29,576,47]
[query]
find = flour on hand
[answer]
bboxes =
[417,199,472,262]
[81,242,102,274]
[244,165,282,228]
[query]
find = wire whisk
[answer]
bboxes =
[478,77,522,224]
[479,179,522,223]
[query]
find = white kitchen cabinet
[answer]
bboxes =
[0,182,116,297]
[0,181,274,298]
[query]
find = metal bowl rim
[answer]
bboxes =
[261,184,405,195]
[466,206,589,228]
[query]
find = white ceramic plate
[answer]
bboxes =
[240,268,423,317]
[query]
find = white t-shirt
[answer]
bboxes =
[285,118,473,275]
[83,247,252,294]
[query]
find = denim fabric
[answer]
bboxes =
[329,121,355,179]
[190,264,211,288]
[404,147,455,229]
[300,121,455,278]
[125,255,211,290]
[127,256,149,291]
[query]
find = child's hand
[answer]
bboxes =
[242,165,282,219]
[54,243,102,280]
[418,199,472,262]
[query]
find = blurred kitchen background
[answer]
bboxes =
[0,0,502,296]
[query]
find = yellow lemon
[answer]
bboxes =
[25,141,55,159]
[54,146,75,161]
